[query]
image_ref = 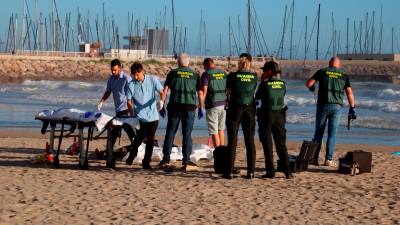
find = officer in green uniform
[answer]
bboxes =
[224,53,257,179]
[159,53,202,171]
[256,61,292,179]
[199,58,227,147]
[306,57,356,167]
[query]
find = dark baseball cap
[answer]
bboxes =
[260,61,281,73]
[239,53,252,62]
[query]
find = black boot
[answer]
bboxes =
[222,173,233,179]
[245,172,254,179]
[284,171,294,179]
[261,170,275,179]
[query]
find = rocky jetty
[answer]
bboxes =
[0,55,399,83]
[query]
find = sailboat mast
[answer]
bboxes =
[316,4,320,60]
[304,16,307,60]
[346,18,349,55]
[289,0,294,59]
[171,0,176,55]
[247,0,251,53]
[379,5,383,54]
[392,27,394,54]
[371,10,375,54]
[228,17,232,57]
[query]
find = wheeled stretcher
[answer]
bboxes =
[35,108,140,169]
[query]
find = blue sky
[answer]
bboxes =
[1,0,399,59]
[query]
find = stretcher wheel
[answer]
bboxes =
[79,158,89,170]
[53,157,60,168]
[106,159,115,168]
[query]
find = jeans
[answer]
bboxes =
[129,121,159,165]
[258,109,289,173]
[162,110,195,164]
[226,105,256,175]
[312,104,342,161]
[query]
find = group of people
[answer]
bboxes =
[97,53,356,180]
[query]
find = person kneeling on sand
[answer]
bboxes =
[125,62,164,169]
[199,58,227,148]
[158,53,203,171]
[305,57,356,167]
[256,61,292,179]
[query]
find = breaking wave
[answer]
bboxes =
[27,94,98,106]
[378,88,400,99]
[286,95,399,113]
[285,113,400,131]
[21,80,102,91]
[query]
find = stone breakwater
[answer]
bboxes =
[0,55,399,83]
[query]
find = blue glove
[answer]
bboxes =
[159,106,166,118]
[198,108,204,120]
[308,85,316,92]
[348,107,357,120]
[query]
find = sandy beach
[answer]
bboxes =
[0,130,399,224]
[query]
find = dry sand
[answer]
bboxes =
[0,130,399,224]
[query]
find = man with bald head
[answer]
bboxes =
[306,57,356,167]
[159,53,202,171]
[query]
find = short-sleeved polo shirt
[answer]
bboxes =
[127,75,163,122]
[106,71,132,113]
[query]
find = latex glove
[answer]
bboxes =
[96,100,104,111]
[255,100,261,109]
[159,106,166,118]
[308,85,315,92]
[348,107,357,120]
[157,100,164,111]
[198,108,204,120]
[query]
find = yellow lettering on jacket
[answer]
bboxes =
[268,81,284,89]
[212,73,225,80]
[326,71,342,79]
[177,71,193,78]
[237,74,255,82]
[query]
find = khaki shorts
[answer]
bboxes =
[206,106,226,135]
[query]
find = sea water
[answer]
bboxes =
[0,79,399,146]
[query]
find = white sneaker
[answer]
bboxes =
[324,160,337,167]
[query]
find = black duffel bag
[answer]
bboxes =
[213,146,230,174]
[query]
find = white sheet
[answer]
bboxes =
[35,108,140,131]
[122,144,214,163]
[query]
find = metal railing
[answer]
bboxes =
[0,50,275,63]
[13,50,90,57]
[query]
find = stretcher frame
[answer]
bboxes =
[36,118,99,169]
[36,116,134,170]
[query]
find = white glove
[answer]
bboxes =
[96,100,104,111]
[157,100,164,111]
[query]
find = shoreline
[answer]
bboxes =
[0,129,398,151]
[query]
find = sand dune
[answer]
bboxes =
[0,132,399,224]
